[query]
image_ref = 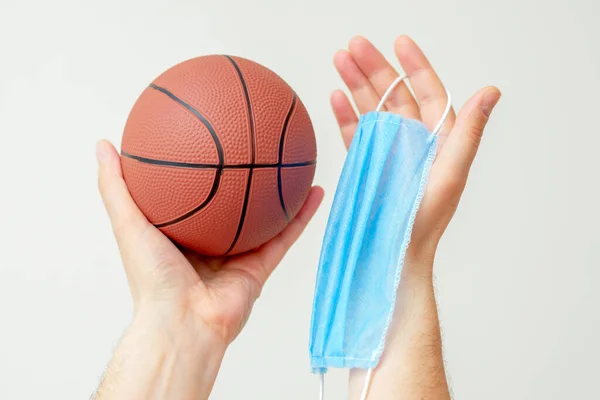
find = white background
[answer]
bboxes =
[0,0,598,399]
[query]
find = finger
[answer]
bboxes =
[96,140,149,242]
[348,36,420,119]
[253,186,325,280]
[435,87,501,179]
[394,35,456,137]
[334,50,381,114]
[331,90,359,149]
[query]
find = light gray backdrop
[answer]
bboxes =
[0,0,598,399]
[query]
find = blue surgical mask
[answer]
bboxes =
[309,77,451,399]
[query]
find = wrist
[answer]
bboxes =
[97,307,226,400]
[131,306,228,361]
[370,243,448,400]
[403,247,436,279]
[132,307,227,389]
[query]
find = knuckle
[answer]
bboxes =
[97,169,108,193]
[464,108,488,148]
[97,169,118,199]
[383,90,404,110]
[467,126,484,149]
[111,210,143,237]
[418,91,435,107]
[152,258,181,283]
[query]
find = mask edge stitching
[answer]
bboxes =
[371,136,439,365]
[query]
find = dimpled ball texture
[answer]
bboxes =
[120,55,317,256]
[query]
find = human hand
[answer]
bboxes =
[336,36,500,399]
[331,35,501,266]
[96,140,323,345]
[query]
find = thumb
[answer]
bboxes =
[96,140,149,244]
[437,86,501,178]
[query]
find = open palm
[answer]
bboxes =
[330,36,500,255]
[97,140,323,345]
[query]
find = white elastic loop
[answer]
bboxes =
[376,75,407,112]
[375,75,452,136]
[431,90,452,136]
[359,368,374,400]
[319,368,371,399]
[319,373,324,400]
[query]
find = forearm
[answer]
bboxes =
[349,256,450,399]
[94,310,226,400]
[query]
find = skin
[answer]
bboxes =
[94,35,500,400]
[334,36,500,399]
[94,138,323,399]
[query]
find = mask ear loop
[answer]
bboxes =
[359,368,374,400]
[319,373,324,400]
[319,369,371,400]
[357,77,452,400]
[375,75,453,136]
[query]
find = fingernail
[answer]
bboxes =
[96,141,107,165]
[480,89,501,117]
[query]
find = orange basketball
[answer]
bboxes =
[120,55,317,256]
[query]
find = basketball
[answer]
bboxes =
[120,55,317,256]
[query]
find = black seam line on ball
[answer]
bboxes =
[146,83,223,228]
[154,168,222,228]
[148,83,224,166]
[277,94,297,222]
[121,151,316,169]
[223,168,253,256]
[222,55,256,162]
[223,55,255,255]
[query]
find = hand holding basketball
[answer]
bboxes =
[97,140,323,344]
